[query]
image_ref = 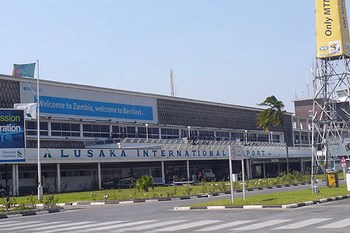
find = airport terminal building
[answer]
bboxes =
[0,74,311,195]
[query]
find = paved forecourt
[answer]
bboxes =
[1,217,350,232]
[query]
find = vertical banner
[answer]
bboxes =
[0,109,25,162]
[316,0,350,59]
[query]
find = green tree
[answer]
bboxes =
[257,95,289,174]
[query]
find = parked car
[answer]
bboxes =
[202,168,216,181]
[102,177,135,189]
[118,177,135,189]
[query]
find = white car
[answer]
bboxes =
[202,169,215,181]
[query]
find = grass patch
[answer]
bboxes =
[189,184,350,207]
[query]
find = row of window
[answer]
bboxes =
[26,121,281,143]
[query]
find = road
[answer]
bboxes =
[1,184,350,232]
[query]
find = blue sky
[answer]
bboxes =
[0,0,326,112]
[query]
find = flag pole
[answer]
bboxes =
[37,59,43,201]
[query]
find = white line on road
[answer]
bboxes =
[78,220,157,232]
[0,221,41,229]
[27,221,92,232]
[114,220,188,232]
[317,218,350,228]
[0,220,20,227]
[195,220,255,231]
[274,218,331,230]
[41,221,126,233]
[232,219,291,231]
[3,221,67,231]
[153,220,221,232]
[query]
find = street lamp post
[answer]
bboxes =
[36,60,43,201]
[145,123,149,140]
[228,145,234,205]
[270,131,273,144]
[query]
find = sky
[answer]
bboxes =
[0,0,329,112]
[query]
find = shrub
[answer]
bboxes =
[43,194,58,207]
[185,185,193,196]
[136,175,155,192]
[218,181,228,192]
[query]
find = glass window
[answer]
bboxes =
[51,122,80,137]
[111,126,120,138]
[231,132,244,142]
[247,133,257,142]
[257,134,268,142]
[198,130,214,140]
[148,127,159,139]
[216,131,230,141]
[138,127,146,138]
[161,128,179,139]
[25,121,48,136]
[83,124,110,138]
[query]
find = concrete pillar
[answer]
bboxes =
[246,159,251,179]
[97,162,102,190]
[186,160,190,181]
[15,164,19,196]
[12,164,17,196]
[57,163,61,193]
[278,162,281,173]
[161,161,165,184]
[263,163,266,178]
[301,158,305,173]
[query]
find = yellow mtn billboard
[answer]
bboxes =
[316,0,350,59]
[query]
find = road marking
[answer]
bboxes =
[114,220,188,232]
[0,221,42,230]
[28,221,92,232]
[274,218,331,229]
[153,220,221,232]
[195,220,255,231]
[0,221,20,227]
[3,221,67,231]
[80,220,157,231]
[318,218,350,228]
[232,219,291,231]
[41,221,125,233]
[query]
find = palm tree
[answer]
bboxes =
[257,95,289,174]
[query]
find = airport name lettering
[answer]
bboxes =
[59,149,227,158]
[61,149,127,158]
[137,150,227,158]
[242,150,272,157]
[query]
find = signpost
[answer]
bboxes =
[341,156,347,181]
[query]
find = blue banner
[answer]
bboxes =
[0,110,25,148]
[37,96,154,120]
[0,110,25,163]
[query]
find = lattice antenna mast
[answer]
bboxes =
[311,0,350,194]
[311,56,350,192]
[170,69,175,97]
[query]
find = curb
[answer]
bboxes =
[55,182,312,207]
[0,207,64,219]
[0,182,312,218]
[173,194,350,211]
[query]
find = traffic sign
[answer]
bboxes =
[341,156,347,164]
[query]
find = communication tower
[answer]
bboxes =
[312,0,350,192]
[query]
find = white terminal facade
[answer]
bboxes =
[0,74,311,195]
